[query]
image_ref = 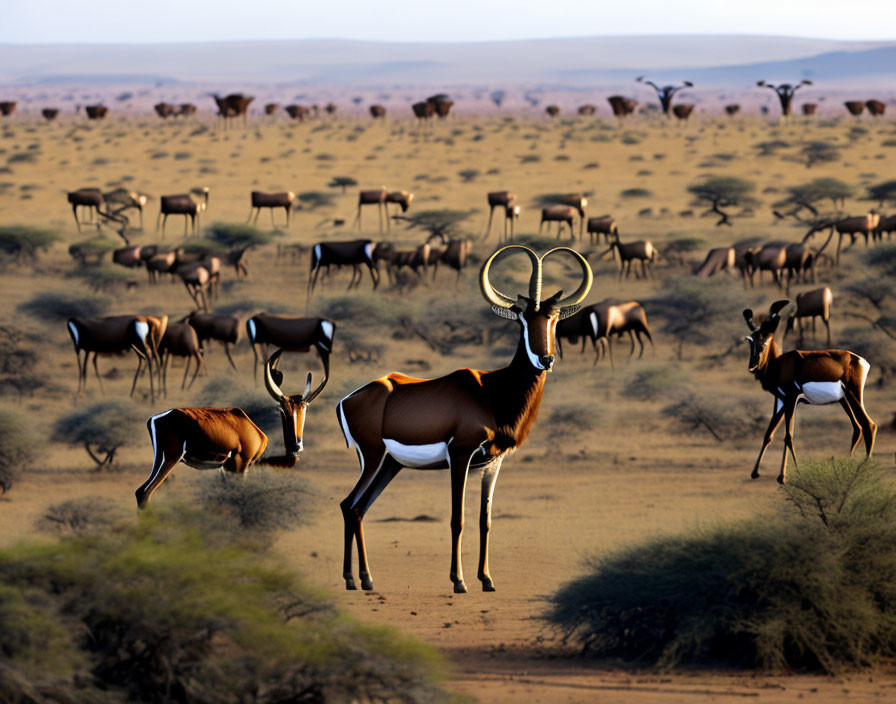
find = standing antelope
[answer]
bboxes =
[636,77,694,115]
[176,262,211,312]
[783,286,833,346]
[157,188,209,237]
[539,205,577,239]
[245,314,335,381]
[485,191,516,239]
[586,216,618,244]
[757,80,812,118]
[136,350,327,507]
[157,322,206,395]
[355,188,388,232]
[67,188,104,232]
[693,247,736,277]
[602,234,657,279]
[182,312,241,370]
[743,300,876,484]
[308,239,380,297]
[248,191,295,228]
[337,245,592,593]
[384,190,414,224]
[369,105,386,119]
[607,96,637,118]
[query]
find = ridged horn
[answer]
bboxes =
[480,245,541,309]
[540,247,593,314]
[264,349,287,402]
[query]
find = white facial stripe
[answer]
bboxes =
[519,314,545,370]
[384,438,449,468]
[800,381,845,405]
[68,321,79,346]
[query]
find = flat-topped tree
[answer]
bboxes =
[866,180,896,208]
[773,178,854,220]
[687,176,758,227]
[328,176,358,194]
[636,76,693,115]
[757,79,812,118]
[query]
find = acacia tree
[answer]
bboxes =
[54,400,144,470]
[773,178,854,219]
[327,176,358,194]
[801,141,841,168]
[867,180,896,208]
[687,176,758,226]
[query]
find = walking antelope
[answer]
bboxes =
[485,191,517,239]
[783,286,833,346]
[175,262,211,312]
[369,105,386,119]
[248,191,295,228]
[866,100,886,117]
[385,190,414,224]
[245,313,335,382]
[136,350,327,508]
[157,188,209,237]
[67,315,166,401]
[539,205,577,239]
[355,188,388,232]
[636,77,694,115]
[157,322,205,395]
[607,96,637,118]
[42,108,59,121]
[85,105,108,120]
[337,244,592,593]
[182,312,241,370]
[743,300,876,484]
[308,239,380,297]
[67,188,104,232]
[757,80,812,118]
[586,215,618,244]
[693,246,736,277]
[602,234,657,279]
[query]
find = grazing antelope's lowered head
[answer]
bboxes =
[743,300,796,373]
[263,349,327,456]
[480,245,593,372]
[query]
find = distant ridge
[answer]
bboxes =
[0,35,893,87]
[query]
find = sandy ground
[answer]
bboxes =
[1,107,895,701]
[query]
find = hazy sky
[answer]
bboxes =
[2,0,893,43]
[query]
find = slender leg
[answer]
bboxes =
[448,447,473,593]
[161,213,168,238]
[478,459,503,591]
[485,206,494,238]
[135,429,186,509]
[340,447,387,590]
[752,401,785,479]
[92,353,104,392]
[779,399,798,484]
[840,398,863,454]
[844,388,877,457]
[72,204,82,233]
[223,343,237,371]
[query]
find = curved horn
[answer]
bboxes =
[480,244,541,309]
[540,247,593,313]
[305,348,330,403]
[743,309,756,331]
[264,349,287,402]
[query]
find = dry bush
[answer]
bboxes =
[0,326,44,398]
[53,400,145,470]
[0,225,60,265]
[19,291,110,323]
[0,408,37,494]
[204,222,272,249]
[662,391,763,442]
[622,365,692,401]
[547,458,896,674]
[37,496,124,535]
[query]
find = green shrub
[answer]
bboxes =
[0,409,37,493]
[53,400,145,470]
[204,222,272,249]
[546,458,896,673]
[18,292,109,323]
[0,225,60,264]
[37,496,125,535]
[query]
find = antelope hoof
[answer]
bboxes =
[360,573,374,591]
[345,577,357,591]
[750,470,760,480]
[480,576,496,592]
[777,474,786,485]
[453,580,468,594]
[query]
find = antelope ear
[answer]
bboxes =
[271,368,284,387]
[743,309,756,331]
[769,300,794,319]
[490,305,518,319]
[558,304,580,320]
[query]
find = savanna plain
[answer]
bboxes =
[1,106,896,702]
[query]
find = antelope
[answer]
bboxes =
[175,262,211,312]
[385,190,414,224]
[844,101,865,117]
[158,322,206,395]
[182,312,241,370]
[693,246,735,277]
[264,103,280,116]
[756,80,812,118]
[610,301,653,359]
[555,306,601,359]
[85,105,108,120]
[325,103,337,115]
[636,77,694,115]
[578,104,597,115]
[586,215,618,244]
[178,103,197,117]
[743,300,875,484]
[832,213,880,262]
[429,96,453,118]
[672,105,695,121]
[801,103,817,116]
[556,195,588,239]
[285,105,308,121]
[245,313,335,382]
[783,286,833,346]
[41,108,59,121]
[337,244,592,592]
[248,191,295,228]
[157,188,209,237]
[225,245,251,278]
[545,105,560,117]
[67,315,166,401]
[874,214,896,242]
[783,242,816,289]
[369,105,386,119]
[354,187,388,232]
[104,188,149,229]
[308,239,380,297]
[136,349,328,508]
[602,234,657,279]
[67,188,104,232]
[747,243,788,288]
[0,101,17,117]
[435,238,474,285]
[145,250,178,283]
[539,205,576,239]
[154,102,175,118]
[411,101,434,120]
[725,104,740,116]
[213,94,253,127]
[485,191,517,239]
[866,100,886,117]
[607,96,637,118]
[112,245,145,269]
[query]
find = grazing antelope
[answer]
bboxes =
[213,93,253,127]
[41,108,59,121]
[175,262,211,312]
[539,205,576,239]
[285,105,308,121]
[158,322,205,395]
[832,213,880,263]
[672,104,695,121]
[435,238,474,285]
[154,102,175,118]
[636,77,694,115]
[748,243,787,288]
[157,188,209,237]
[602,234,657,279]
[104,188,149,229]
[578,104,597,116]
[145,250,178,283]
[783,286,833,346]
[354,187,388,232]
[136,349,327,507]
[385,190,414,223]
[783,242,816,289]
[67,315,165,401]
[248,191,295,228]
[725,104,741,116]
[225,245,252,278]
[610,301,653,359]
[67,188,104,232]
[756,80,812,118]
[85,105,108,120]
[0,101,17,117]
[182,312,241,370]
[308,239,380,297]
[245,313,335,381]
[866,100,886,117]
[743,300,876,484]
[485,191,517,239]
[411,101,434,121]
[607,96,637,118]
[337,244,592,592]
[844,101,865,117]
[693,246,736,277]
[545,105,560,117]
[369,105,386,119]
[586,215,618,245]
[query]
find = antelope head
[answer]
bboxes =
[264,349,328,456]
[481,245,593,372]
[743,300,796,373]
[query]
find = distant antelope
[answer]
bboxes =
[411,101,434,121]
[354,187,388,232]
[748,243,787,288]
[182,312,242,370]
[248,191,295,228]
[539,205,577,239]
[844,101,865,117]
[866,100,886,117]
[158,322,205,395]
[213,93,253,127]
[176,262,211,312]
[337,244,592,592]
[783,242,815,289]
[783,286,833,346]
[264,103,280,116]
[578,104,597,115]
[545,105,560,117]
[485,191,517,239]
[602,234,657,279]
[85,105,108,120]
[225,245,251,278]
[369,105,386,119]
[693,246,736,277]
[112,245,145,269]
[136,349,327,507]
[154,102,175,118]
[67,188,104,232]
[725,104,740,116]
[385,190,414,223]
[245,314,335,382]
[607,95,637,118]
[636,77,694,115]
[672,104,695,121]
[308,239,380,297]
[285,105,308,121]
[756,80,812,118]
[0,101,16,117]
[874,214,896,242]
[177,103,196,117]
[610,301,653,359]
[145,250,178,283]
[157,188,209,237]
[104,188,149,229]
[810,213,882,264]
[801,103,817,116]
[429,95,453,118]
[325,103,338,115]
[433,238,473,285]
[555,301,624,367]
[743,300,875,484]
[41,108,59,121]
[586,215,618,244]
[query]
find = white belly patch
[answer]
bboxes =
[134,321,150,346]
[384,438,449,468]
[799,381,844,405]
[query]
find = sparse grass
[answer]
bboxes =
[18,292,110,323]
